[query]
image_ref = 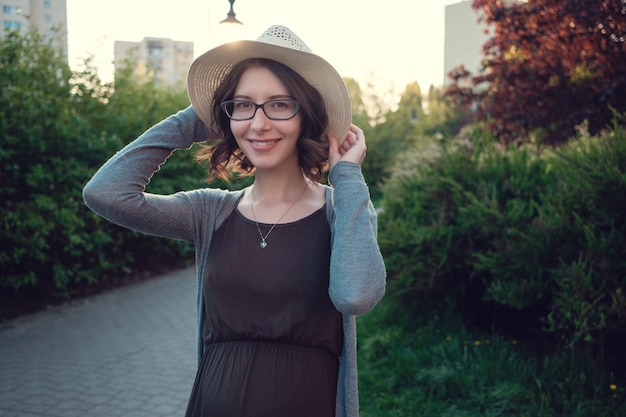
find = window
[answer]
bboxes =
[3,20,21,30]
[147,41,164,60]
[45,14,51,23]
[3,6,21,15]
[44,0,51,9]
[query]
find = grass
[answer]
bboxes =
[357,296,625,417]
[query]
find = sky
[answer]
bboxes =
[66,0,465,98]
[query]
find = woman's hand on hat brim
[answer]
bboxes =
[328,124,367,170]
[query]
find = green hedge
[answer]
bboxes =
[0,30,208,306]
[378,117,626,351]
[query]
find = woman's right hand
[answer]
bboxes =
[328,124,367,170]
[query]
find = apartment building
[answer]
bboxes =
[443,1,490,87]
[114,37,194,86]
[1,0,67,55]
[443,0,526,87]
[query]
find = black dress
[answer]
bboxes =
[184,206,343,417]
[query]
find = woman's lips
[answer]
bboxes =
[248,139,280,151]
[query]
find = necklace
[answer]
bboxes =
[250,181,309,249]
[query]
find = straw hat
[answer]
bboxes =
[187,25,351,144]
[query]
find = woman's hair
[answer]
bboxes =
[195,58,329,183]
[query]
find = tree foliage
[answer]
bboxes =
[446,0,626,145]
[0,29,199,310]
[343,77,466,201]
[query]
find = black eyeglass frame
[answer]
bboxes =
[220,99,301,121]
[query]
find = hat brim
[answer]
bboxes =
[187,40,351,145]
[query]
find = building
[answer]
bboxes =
[443,1,490,87]
[114,37,194,86]
[1,0,67,55]
[443,0,525,87]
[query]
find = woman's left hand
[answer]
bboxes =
[328,124,367,170]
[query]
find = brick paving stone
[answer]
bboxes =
[0,267,198,417]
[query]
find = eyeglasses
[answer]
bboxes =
[220,99,301,121]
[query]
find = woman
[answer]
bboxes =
[83,25,386,417]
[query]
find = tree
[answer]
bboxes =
[392,82,424,147]
[446,0,626,145]
[343,77,370,128]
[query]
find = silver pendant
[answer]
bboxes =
[260,241,268,249]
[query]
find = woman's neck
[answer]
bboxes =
[252,167,308,204]
[239,165,324,225]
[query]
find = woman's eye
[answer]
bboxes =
[272,101,290,109]
[236,101,253,109]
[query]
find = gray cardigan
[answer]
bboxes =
[82,106,386,417]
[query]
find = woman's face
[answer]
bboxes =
[230,65,302,172]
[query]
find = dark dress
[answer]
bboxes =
[184,206,343,417]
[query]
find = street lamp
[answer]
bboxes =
[220,0,243,25]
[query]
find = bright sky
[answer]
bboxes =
[66,0,464,97]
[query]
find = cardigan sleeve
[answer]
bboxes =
[82,106,211,243]
[327,161,386,315]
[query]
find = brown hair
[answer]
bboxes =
[195,58,329,183]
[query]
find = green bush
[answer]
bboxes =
[544,118,626,345]
[378,117,626,353]
[0,30,204,306]
[1,29,115,295]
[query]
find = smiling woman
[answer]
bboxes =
[195,56,331,183]
[224,63,305,176]
[82,24,386,417]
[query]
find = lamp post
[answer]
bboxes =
[220,0,243,25]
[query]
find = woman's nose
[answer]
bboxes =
[249,107,271,131]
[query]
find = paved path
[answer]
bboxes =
[0,267,198,417]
